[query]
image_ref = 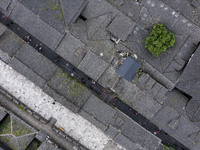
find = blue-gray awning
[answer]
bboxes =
[116,56,141,82]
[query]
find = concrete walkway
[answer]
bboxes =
[0,60,125,150]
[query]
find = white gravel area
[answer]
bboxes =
[0,60,125,150]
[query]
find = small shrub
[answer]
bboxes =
[145,24,175,57]
[162,145,175,150]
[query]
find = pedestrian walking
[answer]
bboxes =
[91,80,95,84]
[27,37,32,43]
[153,130,160,135]
[55,56,60,62]
[25,35,29,42]
[133,111,138,115]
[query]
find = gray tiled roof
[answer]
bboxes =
[116,56,141,82]
[176,45,200,122]
[60,0,89,25]
[176,46,200,99]
[0,0,11,11]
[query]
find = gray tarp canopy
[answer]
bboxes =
[116,56,141,82]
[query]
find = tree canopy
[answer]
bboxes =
[145,24,175,57]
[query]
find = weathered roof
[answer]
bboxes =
[191,0,200,8]
[116,56,141,82]
[35,130,47,143]
[60,0,89,25]
[17,0,88,29]
[176,46,200,99]
[0,0,11,11]
[0,108,7,122]
[107,13,136,41]
[176,45,200,121]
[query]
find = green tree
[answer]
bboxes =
[145,24,175,57]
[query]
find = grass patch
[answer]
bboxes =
[12,119,33,137]
[135,68,143,79]
[52,2,59,11]
[16,104,27,113]
[0,116,11,134]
